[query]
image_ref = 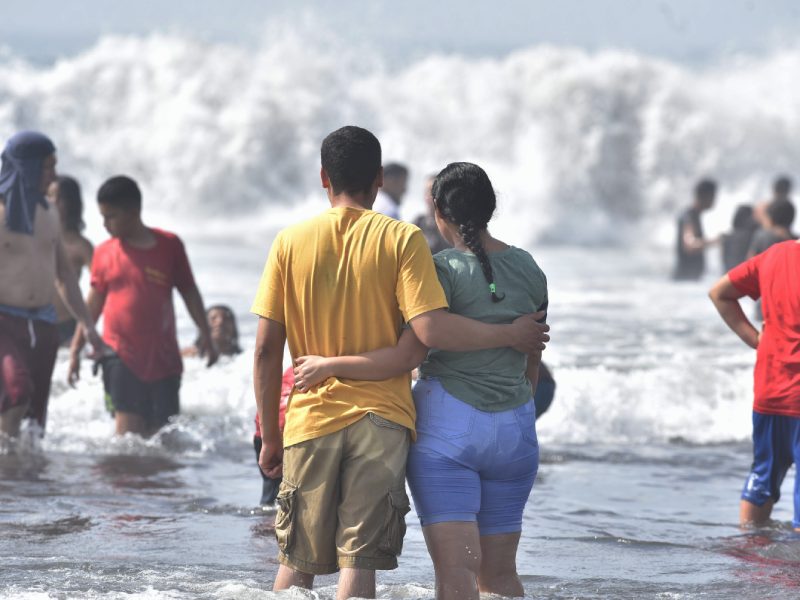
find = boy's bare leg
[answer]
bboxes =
[423,522,481,600]
[115,412,146,436]
[478,532,524,597]
[740,498,774,527]
[337,567,375,600]
[273,565,314,591]
[0,403,28,437]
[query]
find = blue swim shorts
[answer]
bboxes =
[406,378,539,536]
[741,411,800,528]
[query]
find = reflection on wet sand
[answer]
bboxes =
[92,454,185,491]
[724,529,800,589]
[0,514,94,539]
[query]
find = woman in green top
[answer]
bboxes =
[294,162,548,600]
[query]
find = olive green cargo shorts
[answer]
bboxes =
[275,413,411,575]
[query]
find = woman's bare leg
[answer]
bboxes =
[478,531,524,597]
[422,522,481,600]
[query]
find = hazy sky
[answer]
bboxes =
[2,0,800,64]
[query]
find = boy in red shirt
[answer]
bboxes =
[69,175,218,436]
[709,239,800,529]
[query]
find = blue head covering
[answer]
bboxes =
[0,131,57,235]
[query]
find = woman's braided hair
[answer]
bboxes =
[432,162,504,302]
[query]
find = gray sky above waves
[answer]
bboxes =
[3,0,800,64]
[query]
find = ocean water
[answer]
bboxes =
[2,239,796,600]
[2,31,800,599]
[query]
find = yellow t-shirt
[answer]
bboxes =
[251,206,448,447]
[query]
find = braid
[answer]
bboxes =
[432,161,504,303]
[460,222,505,303]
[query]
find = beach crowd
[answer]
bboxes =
[1,126,799,600]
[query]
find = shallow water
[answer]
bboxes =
[1,241,797,599]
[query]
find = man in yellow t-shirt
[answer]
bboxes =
[252,126,548,598]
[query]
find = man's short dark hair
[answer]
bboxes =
[97,175,142,212]
[384,163,409,179]
[694,178,717,199]
[774,175,793,197]
[767,198,795,228]
[321,126,382,195]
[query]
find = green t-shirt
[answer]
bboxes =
[419,246,548,412]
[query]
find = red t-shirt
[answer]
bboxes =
[728,240,800,416]
[91,228,196,382]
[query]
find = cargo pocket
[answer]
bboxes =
[274,481,298,555]
[379,488,411,557]
[368,412,406,431]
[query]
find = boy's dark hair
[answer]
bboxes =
[767,198,795,228]
[320,126,382,195]
[774,175,793,197]
[384,162,409,179]
[97,175,142,212]
[694,178,717,199]
[432,162,504,303]
[56,175,85,232]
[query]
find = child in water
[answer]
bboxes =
[710,238,800,530]
[182,304,243,358]
[293,162,547,600]
[181,304,286,506]
[253,367,291,505]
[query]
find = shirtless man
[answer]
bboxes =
[0,131,103,436]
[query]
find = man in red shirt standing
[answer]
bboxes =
[69,175,218,436]
[709,239,800,529]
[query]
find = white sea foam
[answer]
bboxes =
[1,31,799,246]
[34,244,757,453]
[0,31,775,453]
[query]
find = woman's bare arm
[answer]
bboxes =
[293,328,427,391]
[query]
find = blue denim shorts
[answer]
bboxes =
[741,411,800,528]
[406,378,539,535]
